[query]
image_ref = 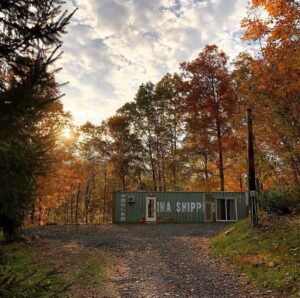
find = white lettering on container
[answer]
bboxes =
[157,201,202,213]
[160,202,165,212]
[197,202,202,211]
[166,202,171,212]
[176,202,181,212]
[191,202,196,212]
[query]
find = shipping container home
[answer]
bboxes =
[113,191,248,223]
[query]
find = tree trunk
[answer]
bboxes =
[172,135,177,190]
[148,137,157,191]
[162,154,167,191]
[75,183,81,227]
[84,179,90,225]
[204,152,208,181]
[156,136,162,191]
[37,198,42,225]
[239,174,243,192]
[103,167,107,222]
[216,119,225,191]
[138,170,144,190]
[291,157,299,186]
[122,164,126,191]
[30,202,35,224]
[158,137,166,191]
[70,191,74,224]
[46,209,50,223]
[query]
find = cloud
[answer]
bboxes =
[58,0,248,125]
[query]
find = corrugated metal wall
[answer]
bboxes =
[114,191,248,223]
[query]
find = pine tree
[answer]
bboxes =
[0,0,75,241]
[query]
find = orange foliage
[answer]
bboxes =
[243,0,300,46]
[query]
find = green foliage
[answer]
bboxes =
[0,56,61,241]
[115,73,186,192]
[0,1,74,240]
[259,187,300,215]
[211,215,300,296]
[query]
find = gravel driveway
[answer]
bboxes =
[26,224,253,297]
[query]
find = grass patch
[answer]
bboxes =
[0,243,68,297]
[0,239,112,297]
[78,252,108,287]
[211,214,300,296]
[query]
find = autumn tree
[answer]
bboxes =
[235,0,300,187]
[78,122,114,223]
[181,45,241,191]
[30,106,72,225]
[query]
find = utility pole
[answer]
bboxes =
[247,109,259,227]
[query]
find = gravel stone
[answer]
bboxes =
[25,224,262,297]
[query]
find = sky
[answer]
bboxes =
[58,0,249,125]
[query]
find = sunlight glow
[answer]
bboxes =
[62,128,72,139]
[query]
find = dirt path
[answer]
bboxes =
[25,224,253,297]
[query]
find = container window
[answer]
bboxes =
[217,199,226,220]
[216,198,236,221]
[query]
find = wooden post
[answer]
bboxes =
[247,109,258,227]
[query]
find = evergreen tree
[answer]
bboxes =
[0,0,75,241]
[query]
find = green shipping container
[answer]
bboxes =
[113,191,249,223]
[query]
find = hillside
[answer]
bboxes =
[211,214,300,297]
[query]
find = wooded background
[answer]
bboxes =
[1,0,299,229]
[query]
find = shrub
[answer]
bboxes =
[259,187,300,215]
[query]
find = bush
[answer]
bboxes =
[259,187,300,215]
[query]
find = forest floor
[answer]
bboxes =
[2,224,271,297]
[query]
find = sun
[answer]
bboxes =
[62,128,72,139]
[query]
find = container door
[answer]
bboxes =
[146,197,156,222]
